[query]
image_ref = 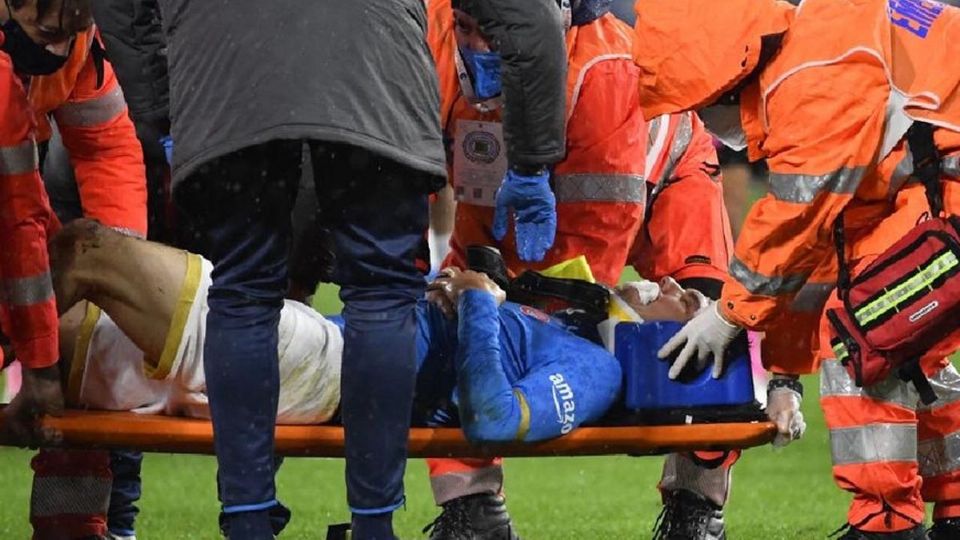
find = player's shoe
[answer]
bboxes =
[652,489,726,540]
[422,493,520,540]
[928,518,960,540]
[833,523,928,539]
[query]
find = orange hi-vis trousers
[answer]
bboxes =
[821,356,960,532]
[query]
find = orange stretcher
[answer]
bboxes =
[0,409,777,457]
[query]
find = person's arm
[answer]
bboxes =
[719,63,888,374]
[457,0,567,169]
[55,46,148,237]
[632,112,732,294]
[0,58,64,445]
[0,61,60,371]
[660,62,888,377]
[549,56,647,285]
[454,289,525,443]
[91,0,170,129]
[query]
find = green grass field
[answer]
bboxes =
[0,283,909,539]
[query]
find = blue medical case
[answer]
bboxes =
[614,321,755,411]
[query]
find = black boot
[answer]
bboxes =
[652,489,725,540]
[834,523,928,539]
[422,493,519,540]
[928,518,960,540]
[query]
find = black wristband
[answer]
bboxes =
[767,377,803,398]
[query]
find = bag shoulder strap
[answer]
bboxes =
[833,121,944,291]
[906,122,943,217]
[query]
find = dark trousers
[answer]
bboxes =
[178,140,430,538]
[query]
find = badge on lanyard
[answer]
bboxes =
[453,120,508,207]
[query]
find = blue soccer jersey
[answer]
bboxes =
[415,290,622,442]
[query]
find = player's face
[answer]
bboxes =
[619,277,707,322]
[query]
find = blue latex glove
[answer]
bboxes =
[159,135,173,165]
[492,168,556,262]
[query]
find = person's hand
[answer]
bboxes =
[2,365,64,447]
[492,168,556,262]
[657,301,742,379]
[766,377,806,447]
[427,267,506,318]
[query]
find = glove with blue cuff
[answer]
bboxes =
[492,167,557,262]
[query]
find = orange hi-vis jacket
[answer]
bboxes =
[0,39,61,370]
[429,0,647,285]
[634,0,960,374]
[29,29,146,237]
[629,111,733,285]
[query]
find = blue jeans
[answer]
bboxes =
[178,140,431,539]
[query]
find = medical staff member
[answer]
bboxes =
[154,0,567,538]
[642,0,960,537]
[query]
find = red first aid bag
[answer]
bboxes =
[826,124,960,403]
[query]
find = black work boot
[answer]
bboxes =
[422,493,520,540]
[652,489,725,540]
[834,523,928,539]
[928,518,960,540]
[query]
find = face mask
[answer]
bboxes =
[1,16,71,76]
[459,46,502,101]
[699,104,748,152]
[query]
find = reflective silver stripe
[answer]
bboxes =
[790,281,834,313]
[943,154,960,178]
[729,257,808,296]
[0,140,39,175]
[919,429,960,477]
[657,112,693,185]
[31,476,111,517]
[553,174,647,203]
[0,272,55,306]
[54,86,127,127]
[920,364,960,412]
[646,115,664,155]
[830,424,917,465]
[769,167,865,204]
[820,359,919,411]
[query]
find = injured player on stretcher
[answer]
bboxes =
[41,220,706,443]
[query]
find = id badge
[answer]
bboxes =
[452,120,507,207]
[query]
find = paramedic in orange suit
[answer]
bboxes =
[28,25,147,237]
[639,0,960,537]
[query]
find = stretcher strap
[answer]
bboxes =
[0,409,776,458]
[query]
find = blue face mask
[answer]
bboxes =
[459,46,502,101]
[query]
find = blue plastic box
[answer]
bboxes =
[614,321,755,411]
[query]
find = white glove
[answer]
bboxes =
[767,382,806,447]
[657,301,742,379]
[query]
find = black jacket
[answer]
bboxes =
[92,0,170,128]
[458,0,568,168]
